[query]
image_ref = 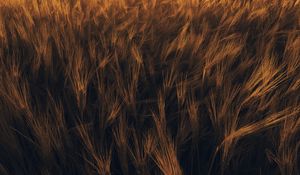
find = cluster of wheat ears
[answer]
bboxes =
[0,0,299,174]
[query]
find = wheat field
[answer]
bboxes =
[0,0,299,174]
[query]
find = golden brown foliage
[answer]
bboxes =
[0,0,299,174]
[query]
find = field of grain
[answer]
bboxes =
[0,0,299,174]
